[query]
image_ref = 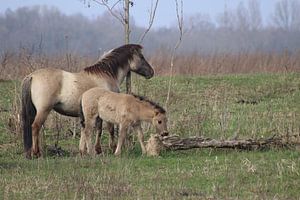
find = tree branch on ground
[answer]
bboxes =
[146,133,300,156]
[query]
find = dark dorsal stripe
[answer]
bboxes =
[132,94,166,114]
[84,44,143,78]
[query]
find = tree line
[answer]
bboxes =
[1,0,300,56]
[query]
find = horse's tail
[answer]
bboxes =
[79,100,85,128]
[21,76,36,155]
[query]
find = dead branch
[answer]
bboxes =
[138,0,159,43]
[165,0,184,109]
[146,134,300,156]
[92,0,124,25]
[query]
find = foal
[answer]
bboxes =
[79,87,168,156]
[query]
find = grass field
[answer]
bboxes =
[0,73,300,199]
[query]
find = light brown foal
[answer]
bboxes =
[79,88,168,156]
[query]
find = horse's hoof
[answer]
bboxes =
[95,147,102,155]
[25,150,32,159]
[32,149,42,158]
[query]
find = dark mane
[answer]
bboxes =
[132,94,166,114]
[84,44,143,78]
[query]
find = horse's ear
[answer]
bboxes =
[155,111,159,116]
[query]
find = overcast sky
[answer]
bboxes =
[0,0,277,28]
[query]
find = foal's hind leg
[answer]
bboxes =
[31,109,50,157]
[79,118,96,156]
[94,117,103,154]
[107,122,116,151]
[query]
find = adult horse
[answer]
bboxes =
[21,44,154,158]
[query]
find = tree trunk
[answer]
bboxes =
[124,0,131,94]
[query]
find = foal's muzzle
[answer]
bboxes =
[160,131,169,137]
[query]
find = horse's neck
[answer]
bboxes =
[116,64,130,85]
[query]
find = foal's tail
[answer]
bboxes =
[21,76,36,155]
[79,101,85,128]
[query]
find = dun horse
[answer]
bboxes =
[21,44,154,158]
[79,88,168,156]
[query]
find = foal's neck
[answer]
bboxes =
[137,102,156,122]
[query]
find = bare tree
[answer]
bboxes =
[217,2,235,30]
[138,0,159,44]
[236,2,250,31]
[272,0,300,31]
[248,0,262,31]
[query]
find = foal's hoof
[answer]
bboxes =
[109,144,117,152]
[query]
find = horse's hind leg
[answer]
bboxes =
[31,109,50,157]
[94,117,103,154]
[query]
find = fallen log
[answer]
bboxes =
[146,134,300,156]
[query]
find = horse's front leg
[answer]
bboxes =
[94,117,103,154]
[114,123,128,156]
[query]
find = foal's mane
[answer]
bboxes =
[84,44,143,78]
[132,94,166,114]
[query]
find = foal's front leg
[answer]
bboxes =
[114,124,128,156]
[134,125,146,155]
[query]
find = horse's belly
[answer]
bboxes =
[53,101,80,117]
[55,72,90,116]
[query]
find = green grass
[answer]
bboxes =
[0,73,300,199]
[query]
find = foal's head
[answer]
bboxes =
[152,110,169,137]
[127,44,154,79]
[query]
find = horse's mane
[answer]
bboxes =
[132,94,166,114]
[84,44,143,78]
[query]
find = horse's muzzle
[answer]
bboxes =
[145,69,154,79]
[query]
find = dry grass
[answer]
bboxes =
[151,50,300,75]
[1,49,300,80]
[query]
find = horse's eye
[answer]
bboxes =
[158,120,162,124]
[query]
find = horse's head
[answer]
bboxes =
[152,111,169,137]
[129,45,154,79]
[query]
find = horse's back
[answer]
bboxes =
[26,68,82,116]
